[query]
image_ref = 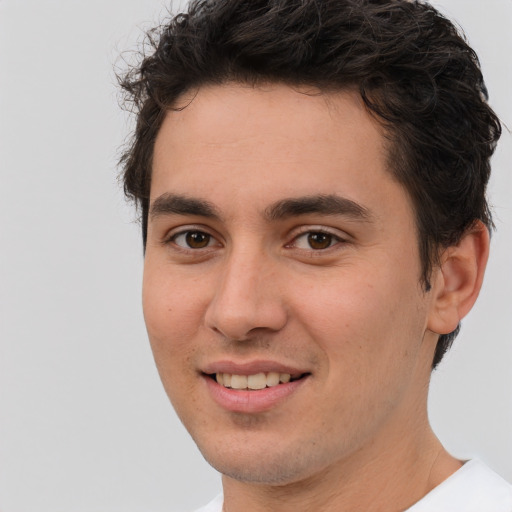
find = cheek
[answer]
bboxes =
[142,263,206,375]
[142,264,223,430]
[290,259,427,372]
[288,267,429,440]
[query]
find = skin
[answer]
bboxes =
[143,83,489,512]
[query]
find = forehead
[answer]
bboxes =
[151,83,408,221]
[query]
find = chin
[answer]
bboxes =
[206,453,310,485]
[195,434,337,486]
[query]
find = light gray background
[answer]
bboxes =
[0,1,510,511]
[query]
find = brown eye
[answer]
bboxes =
[307,232,333,250]
[185,231,211,248]
[172,230,214,249]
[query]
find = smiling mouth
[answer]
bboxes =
[209,372,307,390]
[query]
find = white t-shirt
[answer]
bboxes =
[193,460,512,512]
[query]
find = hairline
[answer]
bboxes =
[145,79,434,283]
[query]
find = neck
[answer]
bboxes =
[221,413,461,512]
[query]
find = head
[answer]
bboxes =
[119,0,501,488]
[120,0,500,370]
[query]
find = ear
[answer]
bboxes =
[427,221,490,335]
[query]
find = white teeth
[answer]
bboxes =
[267,372,280,387]
[215,372,294,389]
[247,373,267,390]
[230,374,248,390]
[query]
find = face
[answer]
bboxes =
[143,84,439,486]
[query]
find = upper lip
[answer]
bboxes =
[201,360,309,377]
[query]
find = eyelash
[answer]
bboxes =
[164,226,346,253]
[288,229,345,251]
[166,228,220,251]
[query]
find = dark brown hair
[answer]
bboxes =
[119,0,501,368]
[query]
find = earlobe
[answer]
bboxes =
[427,221,490,335]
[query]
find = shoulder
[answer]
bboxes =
[407,459,512,512]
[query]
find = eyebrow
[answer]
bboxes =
[149,193,221,220]
[265,194,373,222]
[149,192,373,224]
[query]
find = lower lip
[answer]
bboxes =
[203,375,308,413]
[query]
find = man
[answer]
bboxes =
[119,0,512,510]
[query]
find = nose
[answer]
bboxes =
[204,247,288,341]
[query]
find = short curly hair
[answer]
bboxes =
[119,0,501,369]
